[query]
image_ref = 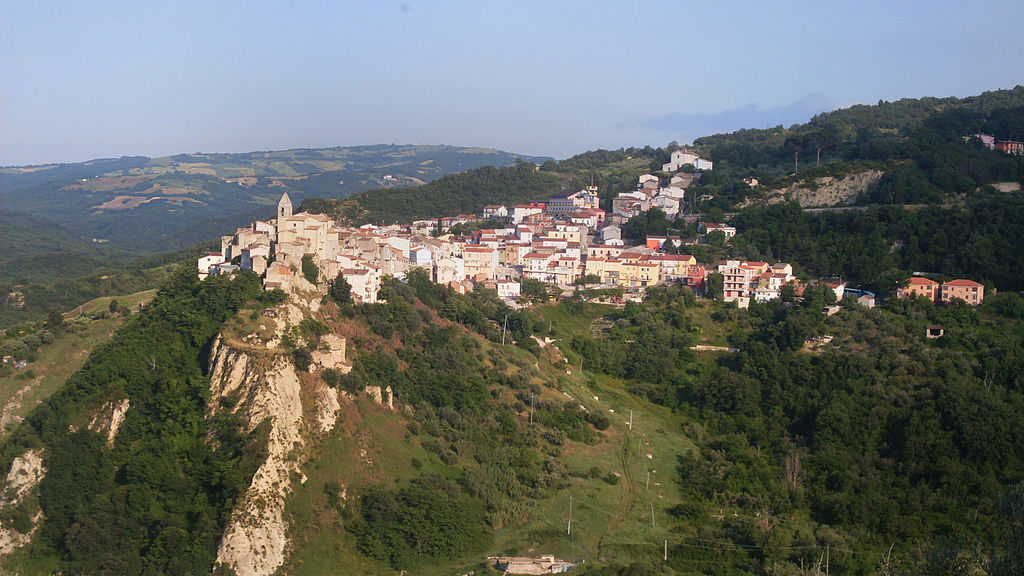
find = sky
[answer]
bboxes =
[2,1,1023,166]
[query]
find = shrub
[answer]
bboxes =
[293,346,313,372]
[301,255,320,285]
[321,368,340,387]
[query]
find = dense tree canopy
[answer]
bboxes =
[730,190,1024,294]
[1,269,274,574]
[564,284,1024,574]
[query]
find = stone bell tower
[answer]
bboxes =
[278,192,293,220]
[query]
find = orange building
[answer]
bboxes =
[897,277,940,302]
[941,279,985,305]
[995,140,1024,155]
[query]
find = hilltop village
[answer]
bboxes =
[197,148,986,308]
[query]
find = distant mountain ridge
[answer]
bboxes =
[0,145,550,252]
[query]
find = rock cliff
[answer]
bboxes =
[0,450,45,557]
[208,297,344,576]
[741,169,883,208]
[208,336,305,576]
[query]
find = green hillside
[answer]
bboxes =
[3,268,1022,575]
[3,87,1024,576]
[306,88,1024,227]
[686,86,1024,210]
[0,209,139,284]
[0,145,550,252]
[308,150,666,225]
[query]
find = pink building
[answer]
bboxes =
[717,260,769,303]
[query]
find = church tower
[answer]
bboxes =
[278,192,293,220]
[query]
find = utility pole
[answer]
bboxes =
[650,501,655,528]
[530,393,534,425]
[567,495,573,535]
[646,471,650,492]
[664,540,667,562]
[628,409,633,431]
[502,314,508,345]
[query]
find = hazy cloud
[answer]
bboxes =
[641,93,839,138]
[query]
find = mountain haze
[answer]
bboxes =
[2,87,1024,576]
[0,145,550,252]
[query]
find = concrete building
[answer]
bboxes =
[897,277,940,302]
[941,279,985,305]
[662,148,713,172]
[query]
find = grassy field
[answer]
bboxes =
[486,369,697,567]
[498,302,703,567]
[63,288,157,320]
[281,302,698,574]
[0,289,157,442]
[686,302,734,347]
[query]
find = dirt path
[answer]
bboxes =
[590,431,639,559]
[546,339,641,559]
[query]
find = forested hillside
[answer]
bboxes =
[304,160,563,224]
[565,284,1024,575]
[305,149,677,225]
[0,209,140,285]
[0,244,185,330]
[0,145,546,252]
[5,260,1023,574]
[0,267,634,575]
[686,86,1024,210]
[305,87,1024,227]
[728,189,1024,294]
[1,269,275,573]
[4,87,1024,576]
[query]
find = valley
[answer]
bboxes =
[1,87,1023,576]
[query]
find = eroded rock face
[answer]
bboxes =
[365,385,394,410]
[742,169,884,208]
[0,449,46,557]
[315,384,341,434]
[87,398,130,448]
[209,295,344,576]
[210,337,304,576]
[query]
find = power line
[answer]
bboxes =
[566,497,886,560]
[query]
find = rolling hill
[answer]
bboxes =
[0,145,550,252]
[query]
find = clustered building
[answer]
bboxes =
[897,277,986,305]
[198,167,724,302]
[973,133,1024,156]
[609,172,691,223]
[718,260,798,307]
[200,159,982,308]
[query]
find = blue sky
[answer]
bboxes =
[2,1,1023,166]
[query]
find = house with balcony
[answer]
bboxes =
[718,260,770,304]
